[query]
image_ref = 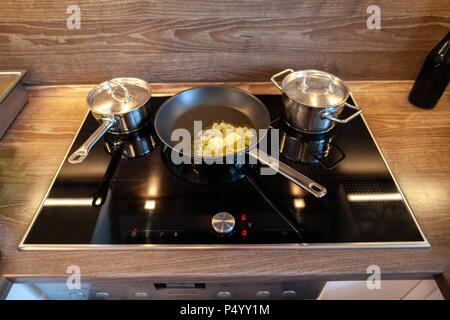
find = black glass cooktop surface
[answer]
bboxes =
[20,94,428,249]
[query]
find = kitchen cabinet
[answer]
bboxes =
[5,279,445,300]
[4,280,324,300]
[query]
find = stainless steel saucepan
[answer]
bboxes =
[68,78,152,164]
[271,69,362,133]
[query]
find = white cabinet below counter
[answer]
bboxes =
[318,280,444,300]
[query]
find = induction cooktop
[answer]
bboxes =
[19,93,429,250]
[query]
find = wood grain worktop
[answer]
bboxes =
[0,81,449,284]
[1,0,449,85]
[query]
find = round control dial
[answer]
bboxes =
[212,212,235,234]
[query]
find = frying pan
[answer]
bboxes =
[154,86,327,198]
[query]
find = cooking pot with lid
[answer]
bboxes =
[68,78,152,164]
[271,69,362,133]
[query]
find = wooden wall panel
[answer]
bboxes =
[0,0,449,85]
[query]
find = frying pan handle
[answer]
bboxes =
[248,148,327,198]
[68,118,116,164]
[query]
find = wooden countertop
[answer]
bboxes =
[0,81,449,283]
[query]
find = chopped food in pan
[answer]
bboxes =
[193,121,255,157]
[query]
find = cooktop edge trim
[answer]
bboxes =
[18,241,430,251]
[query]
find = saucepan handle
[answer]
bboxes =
[92,143,124,207]
[322,103,362,124]
[68,118,116,164]
[247,148,327,198]
[270,69,294,91]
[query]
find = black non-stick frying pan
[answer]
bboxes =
[154,86,326,198]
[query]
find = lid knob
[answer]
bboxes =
[107,80,132,104]
[298,72,334,95]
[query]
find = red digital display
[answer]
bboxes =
[242,229,247,236]
[241,214,246,221]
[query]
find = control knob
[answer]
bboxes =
[212,212,235,235]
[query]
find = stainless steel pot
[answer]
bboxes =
[68,78,152,164]
[271,69,362,133]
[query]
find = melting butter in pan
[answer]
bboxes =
[193,121,255,156]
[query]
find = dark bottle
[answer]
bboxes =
[409,32,450,109]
